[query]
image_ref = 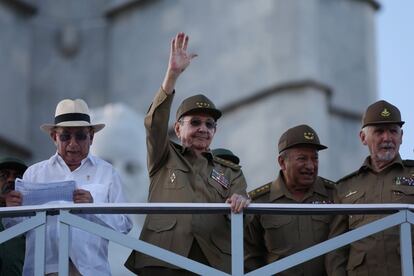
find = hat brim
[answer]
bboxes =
[362,121,405,128]
[40,122,105,133]
[0,162,27,174]
[179,108,222,121]
[280,143,328,153]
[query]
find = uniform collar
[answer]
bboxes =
[360,154,403,173]
[269,171,327,202]
[49,152,95,168]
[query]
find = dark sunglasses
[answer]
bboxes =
[180,118,217,130]
[57,132,89,142]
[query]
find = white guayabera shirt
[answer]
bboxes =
[4,153,133,276]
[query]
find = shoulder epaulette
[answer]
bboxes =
[213,156,241,170]
[248,183,271,200]
[337,170,359,183]
[403,160,414,167]
[320,177,336,189]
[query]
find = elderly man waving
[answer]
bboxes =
[4,99,132,276]
[125,32,249,275]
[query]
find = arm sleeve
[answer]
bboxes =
[144,88,175,176]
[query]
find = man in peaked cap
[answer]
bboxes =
[245,124,336,275]
[0,157,27,276]
[326,100,411,276]
[125,32,249,275]
[4,99,132,276]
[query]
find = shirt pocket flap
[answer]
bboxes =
[346,251,366,271]
[311,215,331,224]
[165,162,190,172]
[262,216,292,229]
[391,185,414,195]
[147,216,177,233]
[343,190,365,203]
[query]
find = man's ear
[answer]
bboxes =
[359,130,367,145]
[174,122,181,139]
[278,155,286,170]
[50,131,58,145]
[89,131,95,145]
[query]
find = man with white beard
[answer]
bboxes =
[326,100,413,276]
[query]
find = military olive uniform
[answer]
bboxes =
[125,89,248,274]
[245,172,335,276]
[326,155,414,276]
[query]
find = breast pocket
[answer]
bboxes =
[207,175,230,199]
[311,215,331,242]
[342,190,366,229]
[163,167,189,189]
[261,215,294,252]
[391,185,414,203]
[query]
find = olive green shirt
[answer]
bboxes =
[0,224,25,276]
[245,172,335,276]
[125,89,248,274]
[326,155,414,276]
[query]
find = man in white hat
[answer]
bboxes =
[4,99,133,276]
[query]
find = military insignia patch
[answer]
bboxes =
[394,176,414,186]
[170,172,176,183]
[380,108,391,117]
[211,168,229,189]
[345,191,357,198]
[311,200,333,204]
[196,102,210,108]
[304,132,314,140]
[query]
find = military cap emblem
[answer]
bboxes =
[380,108,391,117]
[196,102,210,108]
[304,132,314,140]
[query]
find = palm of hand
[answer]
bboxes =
[170,49,191,73]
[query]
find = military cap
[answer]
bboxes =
[0,157,27,174]
[176,94,222,121]
[212,148,240,165]
[362,100,404,128]
[278,124,327,153]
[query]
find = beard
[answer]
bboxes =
[375,142,397,161]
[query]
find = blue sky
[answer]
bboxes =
[378,1,414,159]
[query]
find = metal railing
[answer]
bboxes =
[0,203,413,275]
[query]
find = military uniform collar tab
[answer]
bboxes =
[269,173,290,201]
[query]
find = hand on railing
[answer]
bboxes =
[226,193,251,213]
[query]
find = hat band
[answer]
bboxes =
[55,113,90,124]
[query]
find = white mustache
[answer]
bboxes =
[379,142,395,150]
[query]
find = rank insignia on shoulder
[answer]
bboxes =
[211,168,230,189]
[170,172,176,183]
[394,176,414,186]
[345,191,357,198]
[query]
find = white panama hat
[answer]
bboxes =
[40,99,105,133]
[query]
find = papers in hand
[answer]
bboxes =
[15,179,76,205]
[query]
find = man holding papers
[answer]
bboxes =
[4,99,132,276]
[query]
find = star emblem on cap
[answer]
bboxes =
[196,102,210,108]
[304,132,314,140]
[380,108,391,117]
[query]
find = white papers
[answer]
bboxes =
[15,178,76,205]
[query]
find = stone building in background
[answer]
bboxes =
[0,0,379,274]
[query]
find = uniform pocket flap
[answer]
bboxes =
[342,190,365,203]
[147,216,177,233]
[346,251,366,271]
[262,215,292,229]
[391,185,414,195]
[311,215,331,224]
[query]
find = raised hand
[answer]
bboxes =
[162,32,197,94]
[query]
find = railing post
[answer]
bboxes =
[231,211,244,276]
[34,211,46,276]
[58,210,70,276]
[400,210,413,276]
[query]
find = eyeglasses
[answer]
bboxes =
[180,118,217,130]
[57,131,89,142]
